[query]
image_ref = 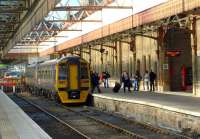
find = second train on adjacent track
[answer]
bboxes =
[25,56,90,104]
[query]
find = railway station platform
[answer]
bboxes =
[92,88,200,134]
[0,90,51,139]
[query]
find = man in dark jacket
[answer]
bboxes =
[91,71,101,93]
[103,71,110,88]
[149,70,156,92]
[121,71,131,93]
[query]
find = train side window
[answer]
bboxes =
[46,70,47,79]
[42,70,44,79]
[46,70,48,79]
[59,63,67,80]
[48,70,51,79]
[80,63,88,79]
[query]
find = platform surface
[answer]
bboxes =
[92,88,200,117]
[0,90,51,139]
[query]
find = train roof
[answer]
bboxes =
[58,56,81,62]
[39,59,58,66]
[27,56,85,67]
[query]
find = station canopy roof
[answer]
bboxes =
[1,0,167,57]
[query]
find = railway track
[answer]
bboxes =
[9,94,89,139]
[13,93,192,139]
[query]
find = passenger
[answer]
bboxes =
[149,70,156,92]
[131,74,137,92]
[121,71,131,93]
[103,71,110,88]
[143,70,149,91]
[134,70,142,91]
[91,71,101,93]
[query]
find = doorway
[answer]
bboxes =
[165,28,192,92]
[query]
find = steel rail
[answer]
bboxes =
[17,93,193,139]
[18,94,146,139]
[15,95,91,139]
[61,105,147,139]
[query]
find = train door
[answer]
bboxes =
[69,64,78,90]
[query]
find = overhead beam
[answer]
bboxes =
[0,8,28,13]
[32,29,82,31]
[40,0,200,56]
[5,53,37,59]
[0,31,15,33]
[53,6,133,11]
[3,0,60,56]
[1,0,26,2]
[46,19,102,23]
[12,48,42,50]
[15,44,49,46]
[51,36,68,38]
[102,44,115,49]
[19,40,57,43]
[135,33,158,40]
[0,21,21,24]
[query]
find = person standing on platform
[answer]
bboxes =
[130,74,135,90]
[134,70,142,91]
[103,71,110,88]
[149,70,156,92]
[143,70,149,91]
[121,71,131,93]
[91,71,101,93]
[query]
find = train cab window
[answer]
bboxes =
[59,63,68,80]
[80,63,88,79]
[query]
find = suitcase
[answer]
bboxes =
[113,82,121,93]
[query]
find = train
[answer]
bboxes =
[25,56,90,104]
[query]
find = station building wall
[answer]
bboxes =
[82,26,196,94]
[83,32,158,83]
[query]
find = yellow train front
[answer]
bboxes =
[25,56,90,104]
[56,56,90,103]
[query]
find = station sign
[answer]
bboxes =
[163,64,168,70]
[165,50,182,57]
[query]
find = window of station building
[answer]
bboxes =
[52,70,56,80]
[42,70,44,79]
[40,70,43,79]
[48,70,51,79]
[154,61,158,75]
[130,57,133,75]
[42,70,45,79]
[44,70,46,79]
[38,70,41,78]
[148,55,151,71]
[49,70,52,79]
[143,55,146,73]
[46,70,49,79]
[137,59,141,72]
[80,63,88,79]
[59,63,68,80]
[133,53,136,73]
